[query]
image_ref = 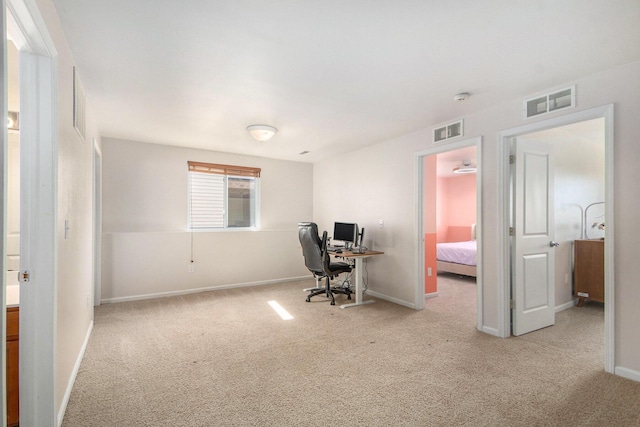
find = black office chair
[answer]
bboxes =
[298,222,352,305]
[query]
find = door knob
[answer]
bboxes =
[549,241,560,247]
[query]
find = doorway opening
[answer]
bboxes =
[5,0,59,424]
[498,105,614,372]
[5,34,20,427]
[425,146,478,322]
[415,136,482,331]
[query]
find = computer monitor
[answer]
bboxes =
[333,222,358,247]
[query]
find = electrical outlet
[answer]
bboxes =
[188,264,195,273]
[427,267,432,277]
[378,219,384,229]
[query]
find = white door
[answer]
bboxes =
[511,138,556,336]
[11,15,58,423]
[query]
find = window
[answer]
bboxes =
[188,161,260,229]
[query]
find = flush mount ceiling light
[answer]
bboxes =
[247,124,277,142]
[453,159,476,174]
[454,92,470,102]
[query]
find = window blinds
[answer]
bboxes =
[189,172,225,228]
[187,161,260,178]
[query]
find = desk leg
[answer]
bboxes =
[340,257,374,309]
[303,276,322,292]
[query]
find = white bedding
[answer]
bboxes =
[436,240,477,266]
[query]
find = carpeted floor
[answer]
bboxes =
[62,274,640,426]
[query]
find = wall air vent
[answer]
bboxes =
[524,85,575,119]
[433,119,463,143]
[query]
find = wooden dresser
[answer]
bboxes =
[574,239,604,307]
[7,306,19,427]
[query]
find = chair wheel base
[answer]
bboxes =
[305,281,353,306]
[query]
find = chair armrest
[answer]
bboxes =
[320,231,328,255]
[320,230,331,267]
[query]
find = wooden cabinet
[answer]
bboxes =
[7,306,19,427]
[574,239,604,306]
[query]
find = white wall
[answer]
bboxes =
[35,0,102,417]
[315,139,419,303]
[101,138,312,301]
[7,39,18,111]
[313,60,640,377]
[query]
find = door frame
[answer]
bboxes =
[1,4,7,422]
[497,105,614,372]
[6,0,59,424]
[414,136,483,331]
[93,138,102,306]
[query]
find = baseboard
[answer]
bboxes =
[101,276,311,304]
[555,299,577,313]
[424,292,439,299]
[365,290,415,309]
[481,325,501,337]
[615,366,640,383]
[58,320,94,427]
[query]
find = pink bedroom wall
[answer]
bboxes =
[445,174,476,225]
[438,174,476,242]
[423,156,437,294]
[424,233,437,293]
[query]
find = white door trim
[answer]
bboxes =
[414,136,483,331]
[93,139,102,306]
[7,0,59,424]
[1,4,7,423]
[497,105,614,372]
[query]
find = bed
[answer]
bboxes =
[436,224,477,277]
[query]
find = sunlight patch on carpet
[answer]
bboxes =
[267,300,294,320]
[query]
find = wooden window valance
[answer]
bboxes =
[188,161,261,178]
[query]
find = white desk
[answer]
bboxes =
[333,249,384,309]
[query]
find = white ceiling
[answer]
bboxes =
[49,0,640,163]
[436,146,477,178]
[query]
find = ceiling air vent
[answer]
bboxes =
[433,119,463,143]
[524,85,575,119]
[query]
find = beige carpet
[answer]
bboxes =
[62,274,640,426]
